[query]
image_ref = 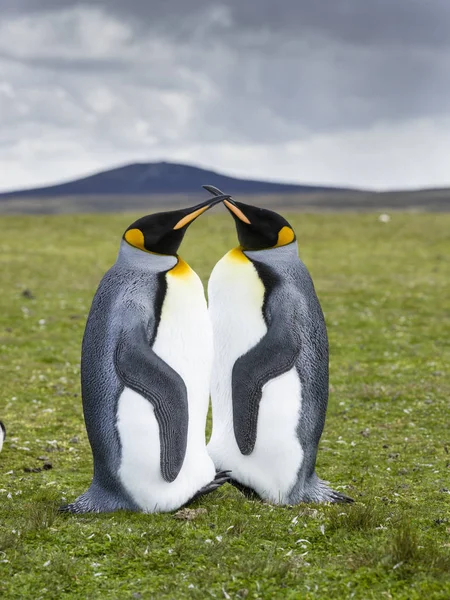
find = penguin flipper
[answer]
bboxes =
[232,306,301,456]
[114,319,188,484]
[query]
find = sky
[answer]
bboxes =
[1,0,450,192]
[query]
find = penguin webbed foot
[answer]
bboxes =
[183,470,231,507]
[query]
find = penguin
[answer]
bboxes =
[204,185,353,505]
[0,421,5,453]
[62,196,230,514]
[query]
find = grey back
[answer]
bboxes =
[81,242,176,496]
[246,243,329,488]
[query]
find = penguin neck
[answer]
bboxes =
[117,240,178,272]
[243,242,299,265]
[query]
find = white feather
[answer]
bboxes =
[208,249,303,504]
[117,265,216,512]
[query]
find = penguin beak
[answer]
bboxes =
[202,185,251,225]
[173,194,231,230]
[222,198,251,225]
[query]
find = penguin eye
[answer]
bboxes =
[124,228,147,251]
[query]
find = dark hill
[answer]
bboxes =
[0,161,349,198]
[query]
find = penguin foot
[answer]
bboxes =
[184,470,231,506]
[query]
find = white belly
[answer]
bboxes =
[208,249,303,504]
[116,265,216,512]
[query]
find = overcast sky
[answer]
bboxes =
[1,0,450,191]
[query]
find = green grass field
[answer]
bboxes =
[0,211,449,599]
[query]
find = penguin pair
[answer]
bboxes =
[65,189,351,514]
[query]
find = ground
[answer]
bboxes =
[0,211,449,599]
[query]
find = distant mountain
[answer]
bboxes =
[0,161,350,198]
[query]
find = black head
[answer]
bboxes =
[123,195,230,255]
[202,185,295,251]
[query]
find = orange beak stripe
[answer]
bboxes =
[224,200,251,224]
[173,205,210,230]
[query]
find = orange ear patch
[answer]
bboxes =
[275,226,295,247]
[124,228,146,251]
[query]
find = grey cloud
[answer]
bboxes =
[1,0,450,190]
[2,0,450,48]
[0,51,129,73]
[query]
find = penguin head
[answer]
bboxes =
[123,195,230,255]
[224,198,296,251]
[202,185,295,251]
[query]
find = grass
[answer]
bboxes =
[0,210,449,599]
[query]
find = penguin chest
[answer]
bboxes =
[208,248,267,360]
[154,264,213,393]
[116,263,215,512]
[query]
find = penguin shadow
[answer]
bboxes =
[228,479,261,501]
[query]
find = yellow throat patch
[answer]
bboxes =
[227,247,250,263]
[169,256,193,278]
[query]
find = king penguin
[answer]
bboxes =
[0,421,5,453]
[63,196,230,514]
[204,186,353,505]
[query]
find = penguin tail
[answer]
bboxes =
[293,476,354,505]
[310,480,354,504]
[59,491,101,514]
[327,489,354,504]
[59,500,90,514]
[59,482,139,514]
[184,470,231,506]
